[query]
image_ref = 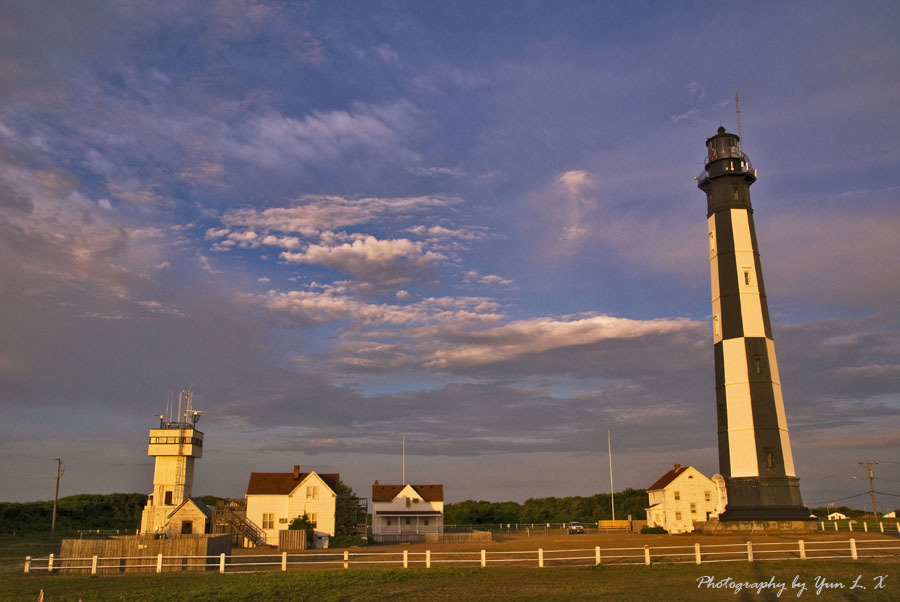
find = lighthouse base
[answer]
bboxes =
[717,475,814,522]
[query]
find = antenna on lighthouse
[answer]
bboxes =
[735,92,744,152]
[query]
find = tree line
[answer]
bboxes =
[444,489,649,525]
[0,493,147,535]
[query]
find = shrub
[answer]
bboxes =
[640,526,667,534]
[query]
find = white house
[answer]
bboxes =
[884,511,897,519]
[645,464,718,534]
[827,511,848,520]
[245,465,340,547]
[371,482,443,541]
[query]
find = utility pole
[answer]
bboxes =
[858,461,879,519]
[51,459,63,536]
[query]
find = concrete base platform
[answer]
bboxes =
[698,517,819,534]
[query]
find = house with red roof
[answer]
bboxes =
[371,481,444,542]
[645,463,718,533]
[245,465,341,547]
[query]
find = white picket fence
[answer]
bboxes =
[23,537,900,575]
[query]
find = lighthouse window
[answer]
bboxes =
[733,188,739,201]
[713,315,720,338]
[709,231,716,255]
[743,268,752,286]
[766,449,775,469]
[754,356,762,374]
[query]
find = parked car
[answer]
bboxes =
[567,521,585,534]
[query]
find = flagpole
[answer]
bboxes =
[608,430,615,520]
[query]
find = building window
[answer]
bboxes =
[181,521,193,535]
[674,491,680,501]
[424,518,429,526]
[307,486,318,500]
[308,513,318,527]
[164,491,173,505]
[690,503,697,514]
[675,512,682,521]
[405,518,411,525]
[406,497,411,508]
[705,491,711,502]
[262,513,274,529]
[386,518,393,526]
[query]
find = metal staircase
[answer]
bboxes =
[213,501,269,548]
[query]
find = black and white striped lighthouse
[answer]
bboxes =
[698,127,810,521]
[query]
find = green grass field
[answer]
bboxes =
[3,561,896,601]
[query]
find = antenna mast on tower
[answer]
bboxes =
[735,92,744,152]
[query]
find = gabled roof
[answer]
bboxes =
[372,483,444,502]
[246,471,340,495]
[648,464,690,491]
[167,497,212,520]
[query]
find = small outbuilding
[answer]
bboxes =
[164,498,212,537]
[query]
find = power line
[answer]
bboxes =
[807,491,871,505]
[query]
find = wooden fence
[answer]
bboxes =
[278,530,308,550]
[56,535,231,573]
[26,536,900,575]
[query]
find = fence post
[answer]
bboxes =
[219,553,225,574]
[91,555,98,575]
[481,549,486,568]
[403,550,408,569]
[849,522,853,532]
[863,522,868,533]
[695,543,702,565]
[644,546,651,566]
[834,521,838,531]
[850,538,857,560]
[538,548,544,568]
[426,550,431,569]
[897,522,900,534]
[24,556,31,574]
[595,546,601,566]
[48,554,54,574]
[746,541,753,562]
[343,550,349,570]
[156,554,163,574]
[281,552,287,572]
[799,540,806,560]
[819,521,823,530]
[880,522,884,533]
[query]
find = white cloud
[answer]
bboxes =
[408,225,487,241]
[222,194,461,237]
[671,108,702,123]
[224,101,421,171]
[406,166,464,176]
[419,314,699,369]
[555,170,593,196]
[464,270,514,287]
[280,235,444,288]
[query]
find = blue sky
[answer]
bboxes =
[1,1,899,511]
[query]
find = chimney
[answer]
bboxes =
[374,480,379,485]
[293,465,300,479]
[674,463,681,472]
